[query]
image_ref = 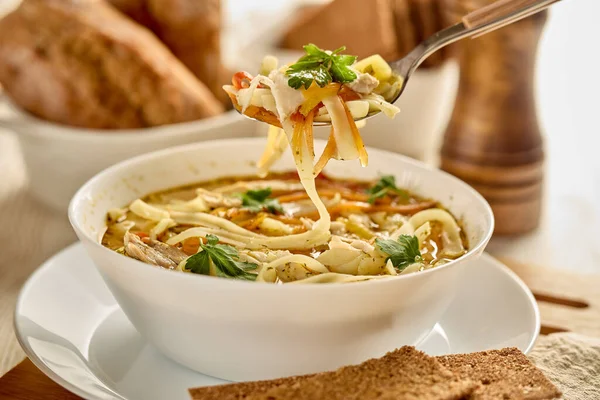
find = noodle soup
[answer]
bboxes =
[101,45,470,285]
[70,138,494,380]
[102,172,467,284]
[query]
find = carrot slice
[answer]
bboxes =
[291,115,305,165]
[277,189,369,203]
[182,237,200,255]
[296,201,436,220]
[276,192,312,203]
[238,213,268,231]
[270,214,305,225]
[232,71,254,89]
[243,105,282,128]
[338,85,361,102]
[314,128,338,176]
[370,202,436,213]
[341,97,368,167]
[304,108,316,158]
[300,82,340,116]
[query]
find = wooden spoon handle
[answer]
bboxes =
[463,0,559,32]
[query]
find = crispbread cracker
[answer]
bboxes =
[246,346,476,400]
[437,347,562,400]
[188,375,314,400]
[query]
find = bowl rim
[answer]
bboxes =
[68,137,495,291]
[0,95,244,140]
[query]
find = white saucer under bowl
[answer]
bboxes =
[15,244,539,400]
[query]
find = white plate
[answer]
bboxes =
[15,244,539,400]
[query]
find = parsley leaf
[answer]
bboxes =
[286,44,357,89]
[287,64,332,90]
[366,175,410,204]
[239,188,283,214]
[184,234,257,281]
[304,43,331,58]
[185,250,211,275]
[375,234,422,271]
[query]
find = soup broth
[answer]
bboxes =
[102,172,467,284]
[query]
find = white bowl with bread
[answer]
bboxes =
[69,137,494,382]
[0,97,252,212]
[0,0,254,211]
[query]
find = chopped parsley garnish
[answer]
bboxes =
[239,188,283,214]
[366,175,409,204]
[286,44,357,89]
[376,234,422,271]
[184,234,257,280]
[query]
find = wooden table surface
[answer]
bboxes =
[0,0,599,382]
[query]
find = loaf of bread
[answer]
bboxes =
[106,0,158,32]
[109,0,231,105]
[280,0,399,62]
[0,0,224,129]
[281,0,454,68]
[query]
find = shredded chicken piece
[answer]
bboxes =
[124,231,187,269]
[196,189,241,208]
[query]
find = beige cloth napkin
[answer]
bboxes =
[528,333,600,400]
[0,132,75,376]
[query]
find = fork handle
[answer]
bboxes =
[463,0,560,35]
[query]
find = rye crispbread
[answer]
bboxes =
[188,347,562,400]
[244,346,476,400]
[189,375,314,400]
[437,347,562,400]
[188,374,314,400]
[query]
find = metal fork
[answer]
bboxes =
[237,0,562,126]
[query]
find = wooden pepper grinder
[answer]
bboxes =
[440,0,548,235]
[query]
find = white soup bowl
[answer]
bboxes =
[69,138,494,382]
